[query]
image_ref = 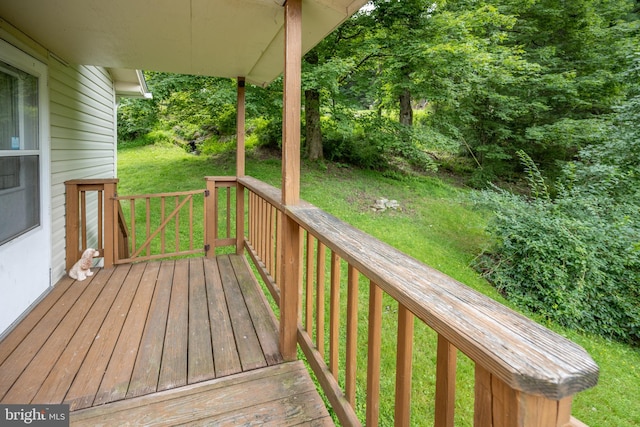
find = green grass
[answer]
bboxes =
[118,141,640,427]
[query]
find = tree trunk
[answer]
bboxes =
[305,88,323,160]
[304,48,323,161]
[399,88,413,127]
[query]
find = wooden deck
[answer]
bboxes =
[0,255,333,426]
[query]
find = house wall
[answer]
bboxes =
[0,23,117,335]
[49,60,117,282]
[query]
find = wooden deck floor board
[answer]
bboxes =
[33,264,131,404]
[2,268,116,403]
[0,275,88,398]
[187,258,215,384]
[66,262,147,411]
[204,255,242,377]
[218,255,267,371]
[158,259,189,392]
[126,260,174,399]
[0,276,75,366]
[94,261,161,406]
[230,254,283,366]
[70,361,332,427]
[0,255,333,426]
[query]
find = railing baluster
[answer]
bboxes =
[80,190,87,250]
[435,334,457,427]
[145,197,150,257]
[268,203,275,276]
[395,303,414,427]
[189,194,194,250]
[257,196,263,260]
[298,226,304,324]
[226,186,231,239]
[305,232,314,335]
[275,209,282,286]
[316,241,326,357]
[161,197,166,254]
[262,197,267,263]
[129,199,136,253]
[251,192,256,250]
[346,264,359,407]
[366,281,383,427]
[97,190,103,252]
[329,251,341,378]
[174,195,179,252]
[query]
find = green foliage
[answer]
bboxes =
[118,141,640,427]
[322,112,437,172]
[476,187,639,344]
[475,122,640,344]
[117,97,158,140]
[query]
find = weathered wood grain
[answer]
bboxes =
[158,259,189,391]
[65,262,147,410]
[1,255,319,425]
[70,361,332,427]
[286,204,599,399]
[33,265,130,404]
[229,254,283,366]
[187,257,215,384]
[0,276,74,365]
[94,261,160,405]
[0,276,87,398]
[218,255,267,371]
[204,256,241,377]
[126,260,174,398]
[2,268,113,403]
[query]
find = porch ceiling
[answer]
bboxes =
[0,0,368,87]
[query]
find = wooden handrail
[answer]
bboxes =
[238,175,598,427]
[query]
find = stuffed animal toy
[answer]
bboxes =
[68,248,100,281]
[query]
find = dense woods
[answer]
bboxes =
[118,0,639,344]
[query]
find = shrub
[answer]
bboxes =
[322,112,437,172]
[474,151,640,345]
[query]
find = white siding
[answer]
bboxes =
[50,60,116,282]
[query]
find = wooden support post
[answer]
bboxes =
[235,77,246,256]
[279,0,303,362]
[205,178,216,258]
[474,364,575,427]
[236,183,245,255]
[103,181,116,268]
[282,0,301,206]
[236,77,246,177]
[279,215,300,361]
[65,181,80,271]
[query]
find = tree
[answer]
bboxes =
[304,50,323,161]
[474,52,640,344]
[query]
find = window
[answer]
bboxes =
[0,60,40,245]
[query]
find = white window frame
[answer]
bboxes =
[0,39,49,247]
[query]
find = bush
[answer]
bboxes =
[474,151,640,344]
[322,112,437,172]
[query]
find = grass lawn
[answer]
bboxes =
[118,141,639,427]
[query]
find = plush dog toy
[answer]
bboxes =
[68,248,100,281]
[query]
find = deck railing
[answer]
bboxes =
[237,176,598,427]
[65,177,237,267]
[65,176,598,427]
[65,179,124,270]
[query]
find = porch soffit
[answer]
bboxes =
[0,0,369,87]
